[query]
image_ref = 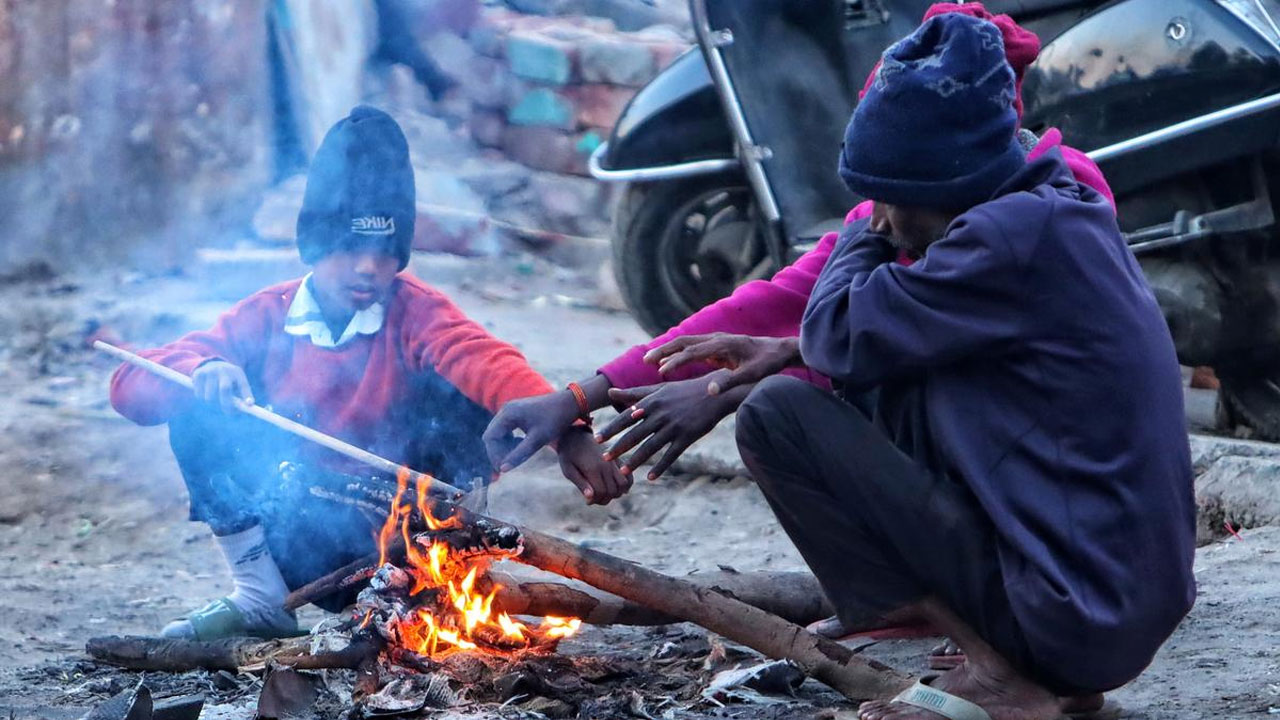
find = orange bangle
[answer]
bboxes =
[566,381,590,419]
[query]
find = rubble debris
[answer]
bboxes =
[702,659,806,705]
[83,681,205,720]
[256,665,321,718]
[363,672,455,715]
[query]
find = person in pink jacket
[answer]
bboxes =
[484,2,1117,506]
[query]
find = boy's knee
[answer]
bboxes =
[735,375,811,455]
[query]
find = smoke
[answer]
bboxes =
[0,2,279,274]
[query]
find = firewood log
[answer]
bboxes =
[86,635,312,672]
[486,568,834,627]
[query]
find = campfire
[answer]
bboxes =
[355,470,581,661]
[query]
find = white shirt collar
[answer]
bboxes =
[283,274,385,348]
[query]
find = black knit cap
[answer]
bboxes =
[296,105,416,269]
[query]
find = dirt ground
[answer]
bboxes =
[0,253,1277,718]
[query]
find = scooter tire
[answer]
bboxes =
[610,173,759,336]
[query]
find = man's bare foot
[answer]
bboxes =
[1061,693,1109,716]
[857,661,1063,720]
[924,641,1105,716]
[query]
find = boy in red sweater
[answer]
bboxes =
[110,106,618,639]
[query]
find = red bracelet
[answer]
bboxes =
[566,381,590,419]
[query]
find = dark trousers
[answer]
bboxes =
[735,376,1040,684]
[168,402,491,610]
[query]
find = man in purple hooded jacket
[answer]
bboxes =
[735,13,1195,720]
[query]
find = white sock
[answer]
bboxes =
[216,525,290,616]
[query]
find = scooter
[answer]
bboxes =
[590,0,1280,438]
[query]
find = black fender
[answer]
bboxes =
[598,49,736,172]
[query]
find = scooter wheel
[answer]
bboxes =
[610,173,768,336]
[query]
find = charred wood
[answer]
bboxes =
[86,635,312,672]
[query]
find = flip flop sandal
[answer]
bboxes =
[888,677,993,720]
[185,598,301,641]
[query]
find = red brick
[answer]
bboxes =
[565,84,636,130]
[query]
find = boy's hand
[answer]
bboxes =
[596,371,748,481]
[192,360,254,413]
[484,390,581,473]
[557,426,631,505]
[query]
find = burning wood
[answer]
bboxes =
[352,470,581,665]
[287,467,906,703]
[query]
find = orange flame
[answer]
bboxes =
[375,467,579,657]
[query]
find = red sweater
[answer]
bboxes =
[110,274,553,470]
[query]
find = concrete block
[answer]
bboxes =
[579,37,656,86]
[649,40,691,71]
[415,168,487,212]
[634,24,694,69]
[579,0,663,32]
[529,172,610,236]
[1195,452,1280,544]
[468,22,507,58]
[414,203,500,256]
[468,110,507,148]
[413,168,497,256]
[455,156,532,198]
[426,33,508,110]
[506,30,577,85]
[461,54,511,110]
[508,87,576,130]
[502,125,579,174]
[566,84,636,129]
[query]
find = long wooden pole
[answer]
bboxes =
[94,341,463,500]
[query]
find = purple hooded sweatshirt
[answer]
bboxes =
[801,148,1195,691]
[598,129,1112,389]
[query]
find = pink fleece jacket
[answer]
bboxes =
[598,129,1115,390]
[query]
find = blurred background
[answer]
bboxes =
[0,0,690,277]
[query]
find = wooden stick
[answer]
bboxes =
[94,340,463,500]
[487,568,835,627]
[514,525,909,700]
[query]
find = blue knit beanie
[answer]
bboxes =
[297,105,416,270]
[838,14,1025,210]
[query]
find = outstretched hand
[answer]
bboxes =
[643,333,802,396]
[595,371,748,481]
[483,390,580,473]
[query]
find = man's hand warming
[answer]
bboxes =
[482,390,582,473]
[645,333,802,396]
[596,372,751,481]
[556,426,631,505]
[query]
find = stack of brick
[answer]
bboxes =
[450,8,691,176]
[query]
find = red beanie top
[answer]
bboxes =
[858,2,1041,121]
